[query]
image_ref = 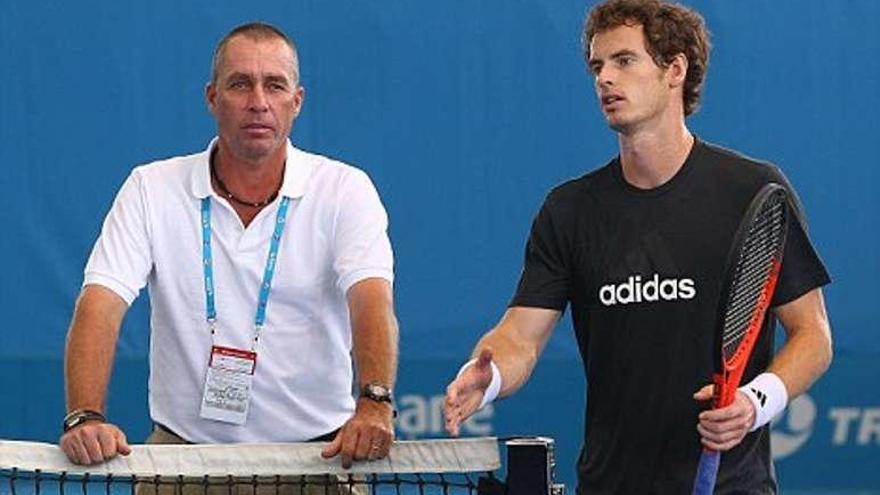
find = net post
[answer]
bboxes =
[504,437,565,495]
[9,468,18,495]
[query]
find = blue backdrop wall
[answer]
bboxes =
[1,1,878,491]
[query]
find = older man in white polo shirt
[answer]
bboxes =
[58,22,398,476]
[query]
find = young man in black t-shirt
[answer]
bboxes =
[444,1,832,493]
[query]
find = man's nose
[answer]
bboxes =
[248,86,269,112]
[595,66,615,88]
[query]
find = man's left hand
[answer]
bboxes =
[321,398,395,468]
[693,384,756,451]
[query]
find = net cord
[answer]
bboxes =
[0,438,501,478]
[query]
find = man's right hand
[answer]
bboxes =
[59,422,131,465]
[444,348,495,437]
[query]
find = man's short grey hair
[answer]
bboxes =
[210,22,300,85]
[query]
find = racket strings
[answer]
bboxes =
[723,209,783,324]
[721,197,787,358]
[721,199,785,344]
[724,219,782,306]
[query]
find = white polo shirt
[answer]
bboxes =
[83,139,394,443]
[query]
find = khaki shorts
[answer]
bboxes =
[138,426,366,495]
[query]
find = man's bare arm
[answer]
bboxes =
[769,287,833,393]
[444,306,561,435]
[60,284,131,465]
[322,278,398,467]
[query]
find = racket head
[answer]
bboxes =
[711,183,789,406]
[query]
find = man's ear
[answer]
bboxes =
[205,82,217,114]
[668,53,688,88]
[292,86,305,118]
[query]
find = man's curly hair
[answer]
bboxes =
[584,0,711,116]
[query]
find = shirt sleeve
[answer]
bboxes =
[83,169,153,305]
[332,169,394,294]
[509,193,571,310]
[769,167,831,306]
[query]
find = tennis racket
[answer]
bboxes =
[691,182,789,495]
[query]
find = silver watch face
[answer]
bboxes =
[364,383,391,400]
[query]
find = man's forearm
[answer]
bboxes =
[349,278,399,389]
[770,288,833,398]
[65,285,128,412]
[473,328,537,397]
[768,324,832,398]
[353,311,398,389]
[473,307,560,398]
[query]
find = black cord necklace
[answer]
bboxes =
[210,159,282,209]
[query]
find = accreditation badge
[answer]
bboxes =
[199,345,257,425]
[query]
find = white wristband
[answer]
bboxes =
[739,372,788,432]
[456,358,502,410]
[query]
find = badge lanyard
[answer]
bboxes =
[200,196,291,349]
[198,195,290,425]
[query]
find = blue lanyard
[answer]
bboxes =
[201,196,291,347]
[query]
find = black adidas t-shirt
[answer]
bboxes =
[511,139,830,494]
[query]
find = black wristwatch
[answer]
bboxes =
[63,409,106,432]
[360,382,394,403]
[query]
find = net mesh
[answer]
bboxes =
[721,187,787,359]
[0,470,493,494]
[0,438,557,495]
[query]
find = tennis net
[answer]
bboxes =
[0,437,564,495]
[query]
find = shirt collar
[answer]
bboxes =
[190,137,315,200]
